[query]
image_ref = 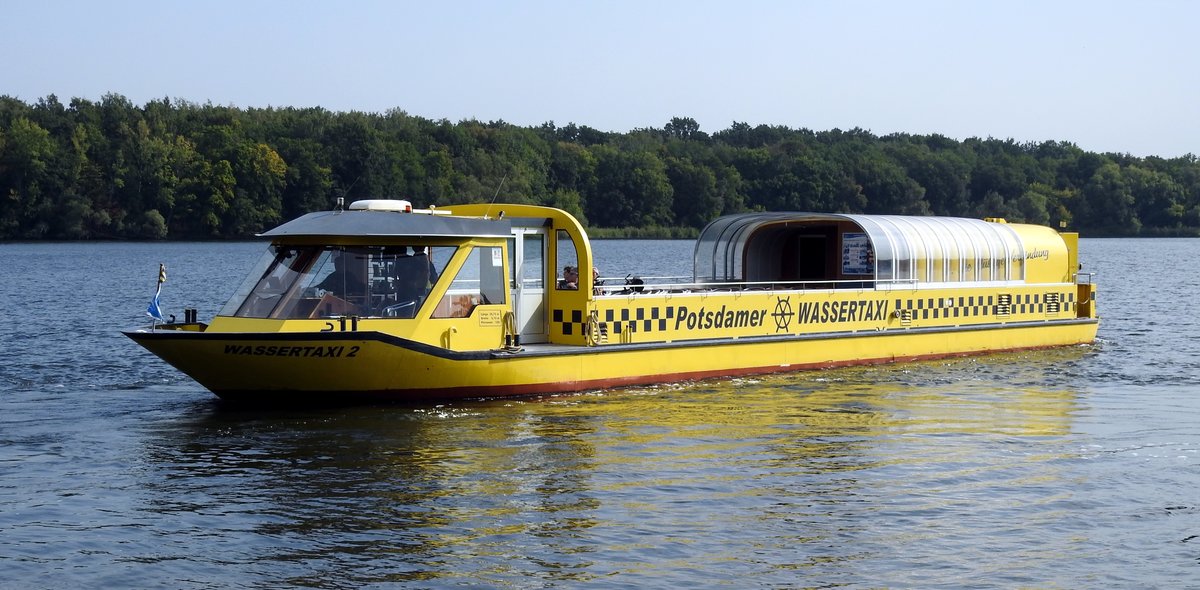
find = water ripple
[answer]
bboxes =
[2,239,1200,588]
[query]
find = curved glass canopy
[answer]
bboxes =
[694,212,1027,286]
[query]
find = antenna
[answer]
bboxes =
[335,176,361,212]
[484,175,507,220]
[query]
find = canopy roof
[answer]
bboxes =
[694,212,1029,285]
[260,210,511,239]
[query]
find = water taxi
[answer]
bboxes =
[125,199,1099,403]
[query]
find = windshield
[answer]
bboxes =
[219,244,454,319]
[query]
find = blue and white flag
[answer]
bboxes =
[146,288,164,322]
[146,263,166,322]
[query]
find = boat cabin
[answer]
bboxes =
[694,212,1076,288]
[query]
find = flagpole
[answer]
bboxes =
[152,283,162,328]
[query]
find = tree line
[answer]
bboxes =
[1,93,1198,240]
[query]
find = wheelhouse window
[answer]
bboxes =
[220,244,453,319]
[432,246,506,318]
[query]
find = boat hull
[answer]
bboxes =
[125,318,1098,404]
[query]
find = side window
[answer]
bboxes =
[555,229,580,290]
[479,246,506,305]
[433,246,506,318]
[523,233,544,289]
[509,233,546,290]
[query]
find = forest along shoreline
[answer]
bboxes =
[2,93,1197,241]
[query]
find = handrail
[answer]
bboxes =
[593,277,920,295]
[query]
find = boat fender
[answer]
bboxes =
[586,310,600,347]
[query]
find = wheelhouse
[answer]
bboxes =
[218,201,512,322]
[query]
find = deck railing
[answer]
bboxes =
[592,276,918,295]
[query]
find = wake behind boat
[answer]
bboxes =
[125,199,1099,403]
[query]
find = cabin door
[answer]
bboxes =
[509,228,548,344]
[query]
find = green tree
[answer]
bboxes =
[0,117,56,237]
[1013,183,1053,225]
[1080,162,1140,234]
[587,145,674,227]
[1125,165,1185,232]
[223,142,286,235]
[664,116,708,142]
[666,157,720,227]
[883,137,973,215]
[198,159,236,235]
[277,138,333,218]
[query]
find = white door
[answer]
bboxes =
[509,229,547,343]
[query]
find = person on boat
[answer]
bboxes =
[558,265,579,290]
[387,250,433,318]
[414,246,439,285]
[316,249,367,301]
[592,267,604,295]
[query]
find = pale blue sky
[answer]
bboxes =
[5,0,1197,157]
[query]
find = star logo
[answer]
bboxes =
[772,297,794,332]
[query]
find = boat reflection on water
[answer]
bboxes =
[134,349,1087,586]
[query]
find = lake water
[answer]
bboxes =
[1,237,1198,589]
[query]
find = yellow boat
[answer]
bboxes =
[124,199,1099,403]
